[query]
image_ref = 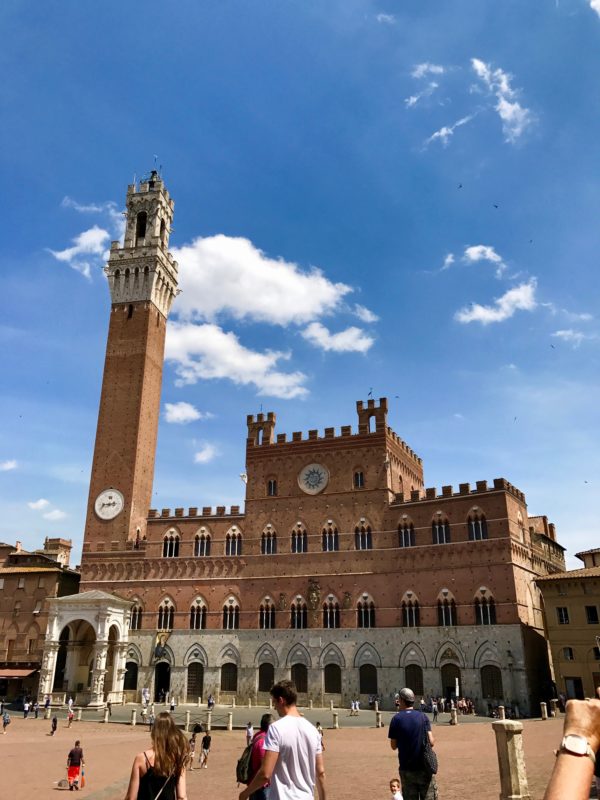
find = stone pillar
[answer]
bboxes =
[89,641,109,707]
[44,707,51,720]
[329,700,334,710]
[63,644,78,692]
[492,720,531,800]
[309,699,313,709]
[76,709,82,722]
[248,698,252,708]
[227,712,233,731]
[450,708,458,725]
[376,711,382,728]
[185,711,190,732]
[111,643,128,703]
[39,642,60,698]
[498,706,505,720]
[232,697,236,708]
[540,702,548,720]
[550,699,558,717]
[103,708,109,724]
[197,697,202,707]
[332,712,339,729]
[206,710,212,731]
[131,709,137,726]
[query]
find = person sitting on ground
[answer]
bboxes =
[124,711,189,800]
[543,697,600,800]
[67,739,85,791]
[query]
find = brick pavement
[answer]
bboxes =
[0,714,570,800]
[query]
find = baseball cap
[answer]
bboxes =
[398,687,415,703]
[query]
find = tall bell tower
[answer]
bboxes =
[82,171,178,552]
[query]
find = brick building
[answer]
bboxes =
[39,173,565,711]
[0,538,79,698]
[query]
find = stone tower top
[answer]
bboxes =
[105,171,179,318]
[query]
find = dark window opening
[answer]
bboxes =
[359,663,378,693]
[324,663,342,693]
[127,304,133,319]
[135,211,147,243]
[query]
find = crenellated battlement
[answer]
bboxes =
[391,477,526,506]
[148,504,244,520]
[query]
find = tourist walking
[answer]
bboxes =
[34,700,40,718]
[68,708,75,728]
[246,713,273,800]
[199,731,211,769]
[51,715,58,736]
[188,732,196,770]
[23,700,30,718]
[2,710,11,733]
[388,687,437,800]
[106,700,112,717]
[66,739,85,791]
[431,700,438,724]
[316,722,325,751]
[123,711,189,800]
[239,680,326,800]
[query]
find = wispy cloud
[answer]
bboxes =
[376,13,396,24]
[552,329,597,347]
[194,443,218,464]
[61,196,125,238]
[28,498,50,510]
[301,322,374,353]
[0,459,17,471]
[424,114,475,148]
[463,245,506,278]
[405,82,439,109]
[43,509,67,521]
[411,63,445,79]
[164,402,213,424]
[455,279,537,325]
[353,304,379,323]
[441,253,455,271]
[48,226,110,279]
[471,58,533,143]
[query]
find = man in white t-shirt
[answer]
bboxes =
[239,680,326,800]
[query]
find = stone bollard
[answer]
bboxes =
[198,697,202,707]
[206,710,212,732]
[76,709,82,722]
[498,706,506,720]
[332,712,339,729]
[492,720,531,800]
[44,707,51,720]
[232,697,236,708]
[103,708,109,724]
[309,699,313,709]
[376,711,383,728]
[248,698,252,708]
[227,712,233,731]
[269,698,273,709]
[131,709,137,726]
[329,700,334,710]
[185,711,190,732]
[450,708,458,725]
[550,699,558,718]
[540,702,548,721]
[150,703,155,716]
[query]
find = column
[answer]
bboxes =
[89,641,109,707]
[111,643,128,703]
[39,641,60,697]
[492,720,531,800]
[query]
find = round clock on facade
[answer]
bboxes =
[298,463,329,495]
[94,489,125,520]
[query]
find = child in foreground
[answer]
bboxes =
[389,777,403,800]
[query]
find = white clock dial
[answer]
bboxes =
[94,489,125,520]
[298,463,329,495]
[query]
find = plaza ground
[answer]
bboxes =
[0,709,592,800]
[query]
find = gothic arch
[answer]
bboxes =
[353,641,382,668]
[126,642,143,665]
[434,640,466,668]
[399,641,427,668]
[255,643,279,667]
[217,643,241,667]
[286,643,312,668]
[319,643,346,669]
[155,644,175,665]
[472,641,502,669]
[183,643,208,667]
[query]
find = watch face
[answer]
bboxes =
[563,734,588,755]
[94,489,125,520]
[298,463,329,495]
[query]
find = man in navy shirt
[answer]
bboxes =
[388,687,437,800]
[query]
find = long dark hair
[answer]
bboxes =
[151,712,189,777]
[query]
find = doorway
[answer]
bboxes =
[154,662,171,701]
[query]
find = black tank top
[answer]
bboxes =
[137,752,177,800]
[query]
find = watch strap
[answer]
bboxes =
[560,735,596,764]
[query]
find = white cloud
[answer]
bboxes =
[43,509,67,521]
[441,253,455,270]
[166,322,308,398]
[405,82,439,109]
[471,58,533,143]
[61,196,125,239]
[424,114,474,147]
[453,413,465,420]
[164,401,213,424]
[411,63,445,79]
[194,443,218,464]
[48,225,111,279]
[455,279,537,325]
[463,244,506,278]
[590,0,600,18]
[301,322,374,353]
[376,13,396,23]
[28,498,50,510]
[0,459,17,471]
[173,235,352,325]
[353,304,379,323]
[552,329,597,347]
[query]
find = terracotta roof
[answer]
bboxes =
[575,547,600,558]
[537,566,600,582]
[0,566,60,574]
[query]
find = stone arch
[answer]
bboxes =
[255,643,279,667]
[126,642,143,665]
[399,641,427,668]
[434,640,466,669]
[319,642,346,669]
[155,644,175,665]
[183,643,208,667]
[286,643,312,668]
[353,641,382,668]
[473,641,502,669]
[217,643,241,667]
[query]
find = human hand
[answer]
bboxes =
[563,699,600,754]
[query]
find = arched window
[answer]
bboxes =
[189,599,207,630]
[402,599,420,628]
[357,598,376,628]
[261,529,277,555]
[359,663,378,693]
[405,664,424,696]
[225,531,242,556]
[291,525,308,554]
[130,604,143,631]
[324,663,342,693]
[322,524,339,552]
[437,596,457,627]
[194,532,211,557]
[354,471,365,489]
[221,662,238,692]
[432,518,451,544]
[290,600,308,629]
[157,600,175,631]
[323,599,340,629]
[474,595,497,625]
[259,600,276,630]
[354,524,372,550]
[468,513,488,541]
[481,665,503,698]
[267,479,277,497]
[222,601,240,630]
[162,532,180,558]
[135,211,147,244]
[291,663,308,693]
[398,522,415,548]
[258,662,274,692]
[160,219,166,241]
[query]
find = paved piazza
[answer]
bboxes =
[0,707,569,800]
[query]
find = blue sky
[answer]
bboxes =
[1,0,599,567]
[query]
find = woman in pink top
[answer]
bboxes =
[249,713,273,800]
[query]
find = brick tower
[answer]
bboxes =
[82,172,178,552]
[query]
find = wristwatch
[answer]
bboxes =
[559,734,596,763]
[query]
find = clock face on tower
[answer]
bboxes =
[298,463,329,495]
[94,489,125,520]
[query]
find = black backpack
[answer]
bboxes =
[236,741,254,784]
